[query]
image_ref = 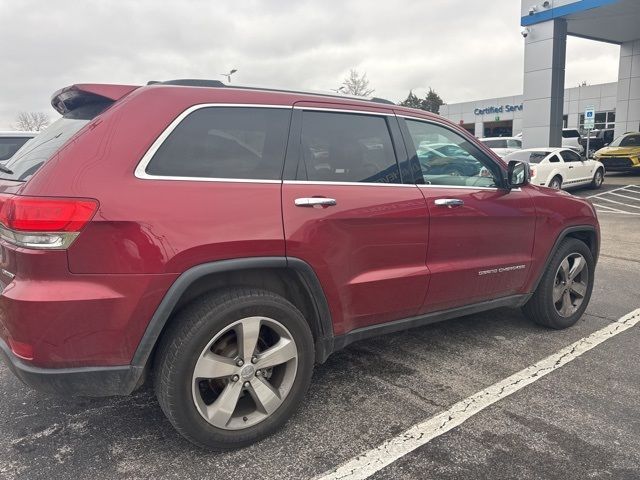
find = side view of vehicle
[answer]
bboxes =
[0,81,600,449]
[580,128,615,157]
[479,136,522,158]
[594,131,640,172]
[506,147,605,190]
[0,131,36,162]
[416,142,481,176]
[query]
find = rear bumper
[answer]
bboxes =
[0,338,143,396]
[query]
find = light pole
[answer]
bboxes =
[221,69,238,83]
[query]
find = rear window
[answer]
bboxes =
[562,130,580,138]
[145,107,291,180]
[0,137,32,161]
[506,150,549,164]
[2,102,110,182]
[481,139,507,149]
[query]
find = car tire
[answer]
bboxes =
[590,168,604,189]
[549,176,563,190]
[154,288,314,450]
[522,238,595,329]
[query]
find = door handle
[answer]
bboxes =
[294,197,337,208]
[568,166,574,169]
[434,198,464,208]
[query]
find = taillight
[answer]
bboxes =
[8,337,34,360]
[530,167,536,177]
[0,194,98,249]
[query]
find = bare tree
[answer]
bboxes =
[14,112,50,131]
[340,69,375,96]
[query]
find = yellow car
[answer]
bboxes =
[594,132,640,172]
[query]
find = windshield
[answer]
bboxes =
[506,150,549,164]
[1,102,110,182]
[609,133,640,147]
[0,137,32,161]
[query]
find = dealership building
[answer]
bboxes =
[439,0,640,148]
[439,81,618,138]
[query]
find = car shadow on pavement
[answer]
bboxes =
[0,307,609,480]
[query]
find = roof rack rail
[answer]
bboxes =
[147,79,396,106]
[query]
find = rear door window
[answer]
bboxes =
[144,107,291,180]
[297,110,401,184]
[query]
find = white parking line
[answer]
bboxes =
[316,308,640,480]
[591,203,635,214]
[597,196,640,210]
[586,185,632,199]
[610,192,640,202]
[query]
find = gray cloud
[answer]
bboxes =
[0,0,619,129]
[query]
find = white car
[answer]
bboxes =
[0,131,36,162]
[479,137,522,158]
[505,147,605,190]
[562,129,584,155]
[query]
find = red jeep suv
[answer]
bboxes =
[0,80,599,449]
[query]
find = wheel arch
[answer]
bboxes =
[131,257,334,373]
[530,225,599,293]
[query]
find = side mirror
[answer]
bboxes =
[506,160,530,189]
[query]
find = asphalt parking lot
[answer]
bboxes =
[1,175,639,480]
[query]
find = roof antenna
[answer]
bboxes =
[221,69,238,83]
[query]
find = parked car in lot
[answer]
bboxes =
[562,128,584,155]
[0,80,600,449]
[479,136,522,158]
[505,147,605,190]
[416,143,481,176]
[593,132,640,172]
[579,128,615,157]
[0,131,36,162]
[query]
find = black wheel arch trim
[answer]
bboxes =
[529,224,599,294]
[130,256,334,369]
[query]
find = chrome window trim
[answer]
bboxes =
[293,106,392,116]
[418,184,521,192]
[283,180,415,188]
[417,184,499,191]
[134,103,292,182]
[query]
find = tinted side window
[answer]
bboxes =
[405,119,500,188]
[549,154,561,163]
[560,150,582,162]
[146,107,291,179]
[299,111,401,184]
[507,139,522,148]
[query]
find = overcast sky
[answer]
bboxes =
[0,0,620,129]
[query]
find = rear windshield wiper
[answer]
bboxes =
[0,165,13,175]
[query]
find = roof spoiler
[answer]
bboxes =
[51,84,139,115]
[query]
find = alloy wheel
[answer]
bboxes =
[553,253,589,317]
[594,171,603,187]
[191,316,298,430]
